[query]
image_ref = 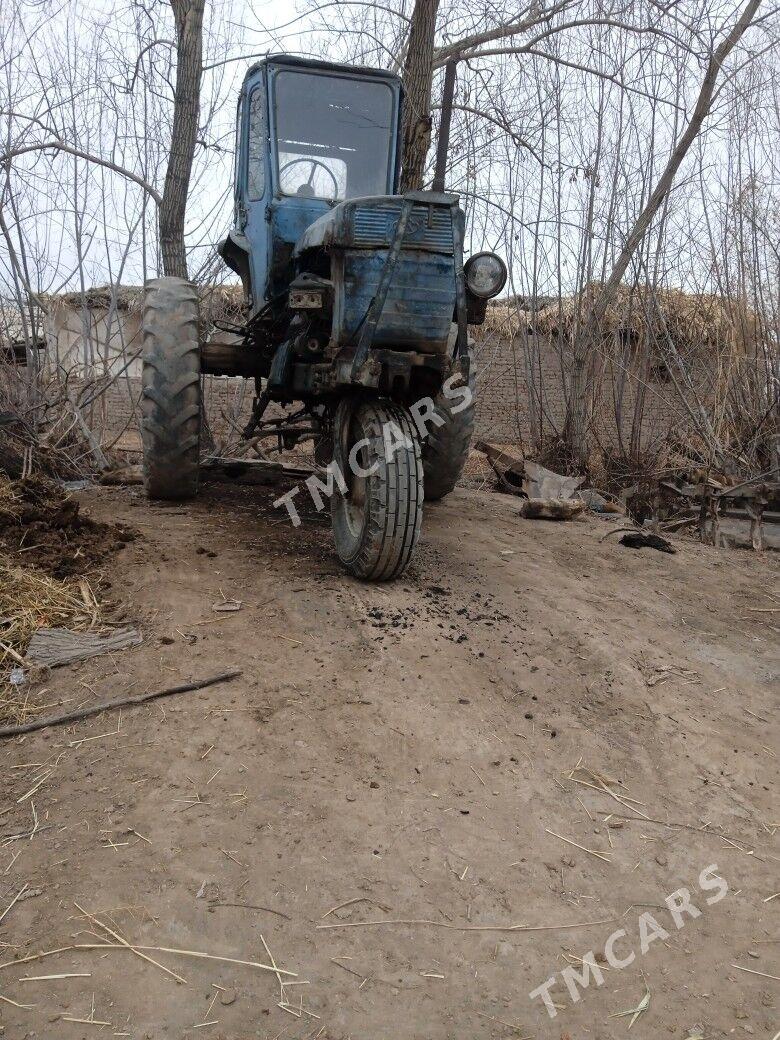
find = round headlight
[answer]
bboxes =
[464,252,507,299]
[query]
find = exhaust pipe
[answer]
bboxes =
[432,59,457,194]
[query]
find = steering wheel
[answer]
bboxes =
[279,158,339,199]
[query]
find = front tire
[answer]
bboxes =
[331,399,423,581]
[141,277,201,500]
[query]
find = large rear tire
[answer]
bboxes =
[141,277,201,501]
[422,347,476,501]
[331,399,423,581]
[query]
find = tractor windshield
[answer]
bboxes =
[273,70,394,201]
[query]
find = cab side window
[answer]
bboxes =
[248,86,267,201]
[233,96,243,220]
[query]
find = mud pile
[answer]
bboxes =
[0,475,137,578]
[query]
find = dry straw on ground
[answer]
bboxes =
[0,557,100,724]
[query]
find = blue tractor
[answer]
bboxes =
[141,54,507,580]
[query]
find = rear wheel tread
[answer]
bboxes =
[141,277,201,501]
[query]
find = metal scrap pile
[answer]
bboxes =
[475,441,622,519]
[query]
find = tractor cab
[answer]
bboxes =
[221,55,402,313]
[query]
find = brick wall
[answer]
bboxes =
[472,328,709,453]
[89,334,707,456]
[92,375,265,451]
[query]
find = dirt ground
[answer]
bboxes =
[1,474,778,1040]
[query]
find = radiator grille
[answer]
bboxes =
[352,203,454,253]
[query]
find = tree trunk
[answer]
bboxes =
[400,0,440,193]
[565,326,594,472]
[565,0,762,472]
[158,0,204,278]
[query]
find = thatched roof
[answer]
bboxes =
[47,285,144,312]
[46,283,246,324]
[483,283,765,356]
[199,284,245,323]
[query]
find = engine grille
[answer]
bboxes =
[352,202,454,253]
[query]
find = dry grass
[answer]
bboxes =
[0,475,18,515]
[0,365,99,481]
[199,284,246,325]
[484,283,765,358]
[0,556,100,725]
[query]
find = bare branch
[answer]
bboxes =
[128,38,175,91]
[0,140,163,205]
[433,1,576,63]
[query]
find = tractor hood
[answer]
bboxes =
[295,191,460,256]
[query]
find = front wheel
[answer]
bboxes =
[331,399,423,581]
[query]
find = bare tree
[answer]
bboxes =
[400,0,440,192]
[565,0,763,471]
[159,0,205,278]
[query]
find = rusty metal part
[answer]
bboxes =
[201,339,263,377]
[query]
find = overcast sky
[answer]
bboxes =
[2,1,776,304]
